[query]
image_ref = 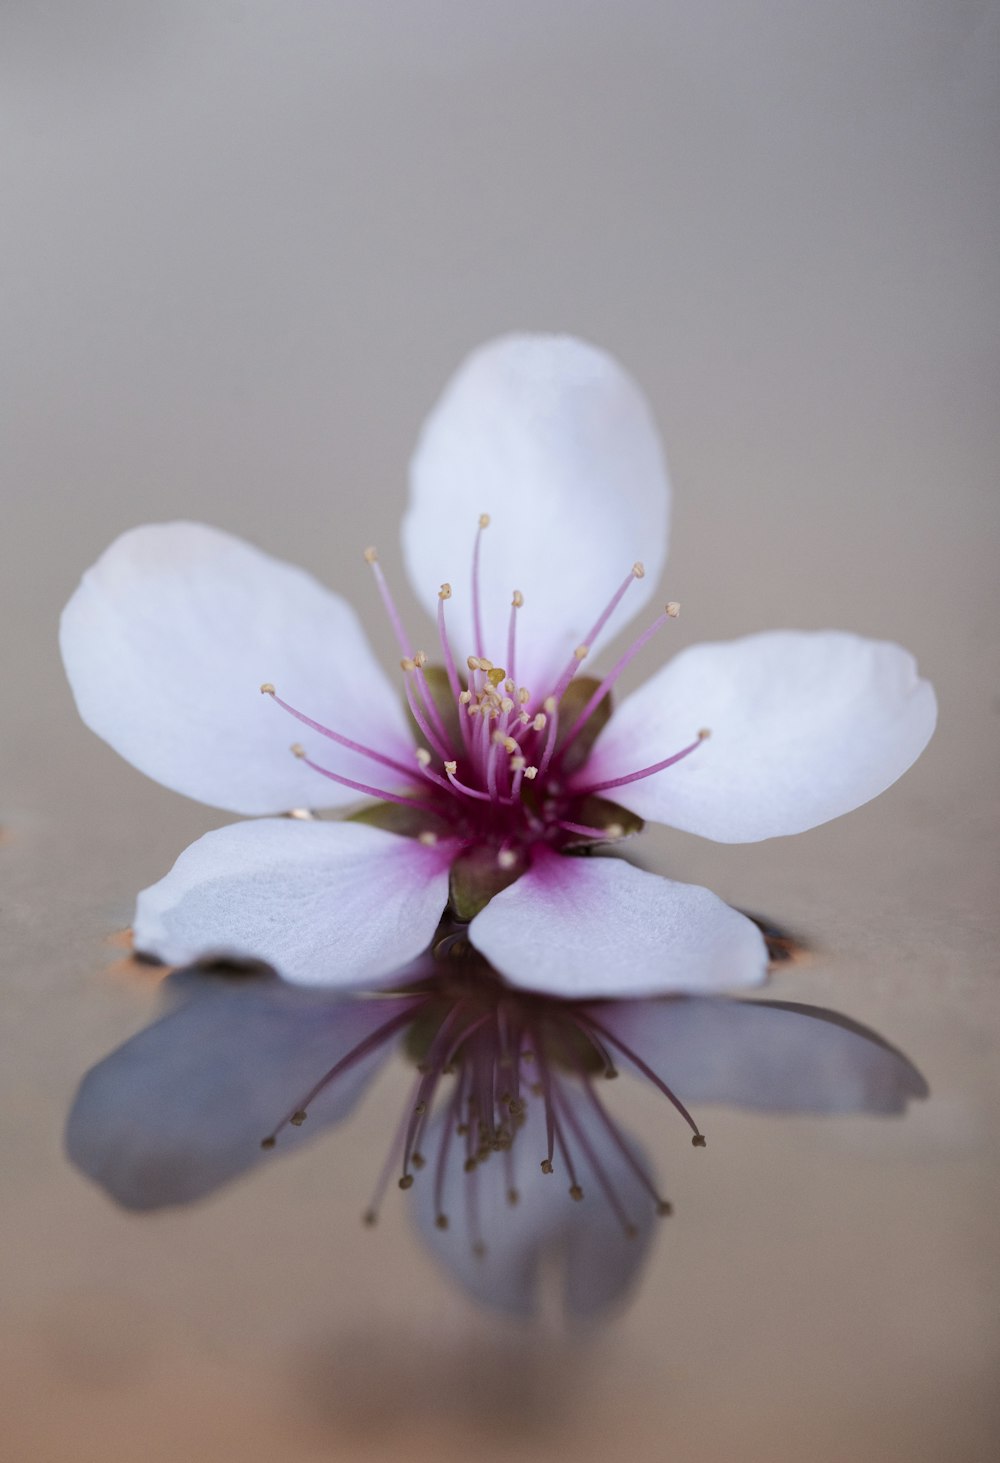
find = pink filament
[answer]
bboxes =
[574,733,705,797]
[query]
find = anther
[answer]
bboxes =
[511,589,524,608]
[435,1214,449,1230]
[466,656,480,672]
[497,849,518,870]
[411,1152,426,1169]
[363,546,378,564]
[415,748,431,767]
[504,678,515,694]
[478,513,490,529]
[569,1184,584,1202]
[507,1188,519,1206]
[543,696,557,714]
[666,601,681,618]
[657,1200,674,1217]
[260,1136,276,1150]
[290,743,305,758]
[509,755,526,771]
[698,727,712,740]
[532,713,546,731]
[414,1101,427,1115]
[692,1134,707,1148]
[518,688,530,704]
[459,690,472,705]
[574,644,589,661]
[398,1174,414,1190]
[605,823,624,839]
[540,1159,554,1174]
[362,1209,378,1227]
[523,766,538,780]
[444,760,458,775]
[418,831,438,846]
[259,682,275,696]
[414,651,427,668]
[290,1110,307,1126]
[463,1157,477,1173]
[500,697,514,714]
[439,582,452,600]
[632,562,645,579]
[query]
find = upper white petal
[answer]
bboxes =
[591,997,928,1115]
[585,630,938,841]
[469,854,768,999]
[60,521,413,814]
[66,979,411,1210]
[402,335,670,695]
[133,818,452,988]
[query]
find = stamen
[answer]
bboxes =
[291,744,444,815]
[558,819,624,841]
[547,564,647,703]
[555,1080,639,1235]
[536,697,560,780]
[262,685,422,783]
[574,730,708,797]
[583,1014,707,1146]
[471,513,490,660]
[507,589,523,687]
[558,603,682,758]
[364,547,413,658]
[581,1076,672,1213]
[443,761,493,803]
[402,670,453,762]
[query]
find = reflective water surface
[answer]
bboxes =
[4,3,998,1460]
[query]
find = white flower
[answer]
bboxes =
[60,335,937,998]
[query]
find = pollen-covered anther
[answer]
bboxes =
[486,666,506,687]
[400,656,416,672]
[417,831,438,846]
[574,644,589,662]
[497,848,518,870]
[493,733,518,754]
[509,755,526,771]
[478,513,491,529]
[698,727,712,740]
[522,766,538,780]
[260,1136,276,1150]
[540,1158,554,1174]
[657,1200,674,1217]
[666,601,681,618]
[500,697,514,714]
[532,713,546,732]
[435,1213,449,1230]
[463,1157,477,1173]
[518,687,530,704]
[363,546,378,564]
[466,656,481,672]
[414,747,432,767]
[290,743,306,759]
[632,561,645,579]
[444,760,458,775]
[511,589,524,608]
[438,582,452,600]
[569,1184,584,1202]
[411,1152,426,1169]
[259,682,275,696]
[605,823,624,839]
[290,1110,307,1127]
[692,1134,707,1148]
[458,690,472,705]
[504,678,515,694]
[543,696,557,714]
[398,1174,414,1190]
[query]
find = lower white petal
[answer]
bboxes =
[134,819,452,988]
[60,521,413,815]
[468,854,768,998]
[585,631,937,842]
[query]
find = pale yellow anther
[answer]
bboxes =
[574,644,589,661]
[439,582,452,600]
[532,713,547,732]
[504,678,515,694]
[606,823,624,839]
[290,743,306,759]
[501,736,518,754]
[698,727,712,740]
[478,513,491,529]
[479,658,494,673]
[511,589,524,608]
[363,546,378,564]
[415,748,432,767]
[459,689,472,704]
[418,831,438,846]
[518,687,530,704]
[444,760,458,775]
[632,561,645,579]
[400,656,416,672]
[486,667,506,688]
[466,655,480,672]
[509,755,526,771]
[497,849,518,870]
[259,682,275,696]
[666,601,681,618]
[523,766,538,780]
[543,696,557,714]
[500,697,514,714]
[414,651,428,668]
[467,703,482,717]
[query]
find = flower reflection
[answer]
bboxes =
[67,941,927,1319]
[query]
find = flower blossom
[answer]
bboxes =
[60,335,937,999]
[66,942,927,1318]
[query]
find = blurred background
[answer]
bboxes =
[2,3,998,1460]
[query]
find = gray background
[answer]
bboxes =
[3,3,998,1460]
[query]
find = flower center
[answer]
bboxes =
[261,514,708,896]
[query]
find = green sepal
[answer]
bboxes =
[405,664,465,754]
[554,677,613,774]
[347,801,451,841]
[448,843,526,921]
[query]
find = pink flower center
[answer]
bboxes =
[261,515,708,869]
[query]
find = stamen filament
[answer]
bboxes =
[262,688,419,783]
[403,672,452,762]
[471,514,489,660]
[365,549,413,658]
[583,1014,706,1145]
[573,730,707,797]
[558,603,679,757]
[293,746,443,815]
[547,564,644,704]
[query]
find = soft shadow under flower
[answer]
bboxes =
[66,943,927,1320]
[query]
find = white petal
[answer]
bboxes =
[591,997,928,1115]
[469,854,768,998]
[585,631,937,841]
[411,1091,656,1319]
[60,521,413,814]
[403,335,670,695]
[134,819,452,988]
[66,977,412,1210]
